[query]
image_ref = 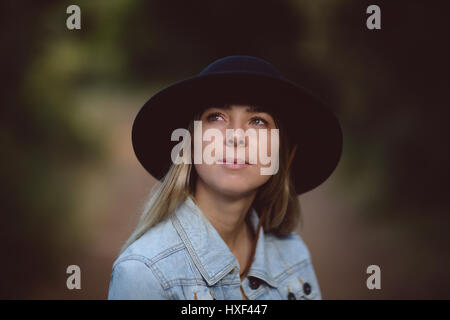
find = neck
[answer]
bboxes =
[193,179,256,251]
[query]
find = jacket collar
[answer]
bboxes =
[170,196,279,287]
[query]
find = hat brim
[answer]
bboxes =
[132,72,343,195]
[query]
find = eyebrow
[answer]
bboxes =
[215,104,267,113]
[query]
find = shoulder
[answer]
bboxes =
[114,217,184,267]
[108,257,169,299]
[108,217,186,299]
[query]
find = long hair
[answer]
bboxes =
[119,104,302,256]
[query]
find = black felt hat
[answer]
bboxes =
[132,55,343,195]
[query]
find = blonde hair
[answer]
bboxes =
[119,104,302,256]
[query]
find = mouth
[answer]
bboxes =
[218,157,249,164]
[217,157,251,169]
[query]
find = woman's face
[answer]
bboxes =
[194,104,279,198]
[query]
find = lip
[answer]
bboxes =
[217,157,251,169]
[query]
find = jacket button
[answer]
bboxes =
[303,282,312,295]
[248,277,260,290]
[287,292,296,300]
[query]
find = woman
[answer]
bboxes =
[108,56,343,300]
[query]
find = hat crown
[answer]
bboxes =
[199,55,282,79]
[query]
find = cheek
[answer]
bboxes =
[194,163,213,181]
[247,165,273,184]
[266,129,280,155]
[200,130,225,160]
[254,130,279,164]
[194,163,223,188]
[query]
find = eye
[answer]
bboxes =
[250,117,268,126]
[206,112,225,122]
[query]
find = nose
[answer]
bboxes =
[225,128,245,147]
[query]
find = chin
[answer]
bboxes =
[195,165,270,198]
[216,187,256,199]
[212,181,260,198]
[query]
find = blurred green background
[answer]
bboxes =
[1,0,449,299]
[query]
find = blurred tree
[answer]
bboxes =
[118,0,337,97]
[0,0,108,298]
[327,0,450,215]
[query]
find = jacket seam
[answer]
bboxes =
[273,259,310,282]
[113,243,186,291]
[112,242,185,270]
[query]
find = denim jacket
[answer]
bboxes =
[108,196,322,300]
